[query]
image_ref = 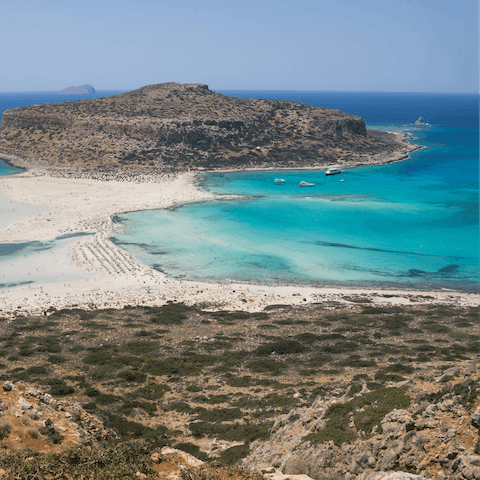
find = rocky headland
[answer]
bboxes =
[0,82,418,177]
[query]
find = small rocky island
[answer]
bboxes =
[58,84,97,95]
[414,116,426,125]
[0,82,417,175]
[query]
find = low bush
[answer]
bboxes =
[173,442,210,461]
[117,370,147,383]
[0,422,12,441]
[254,339,307,356]
[48,379,74,396]
[220,444,250,465]
[186,385,203,393]
[246,359,284,376]
[337,355,376,368]
[122,341,157,355]
[196,407,243,422]
[189,422,270,443]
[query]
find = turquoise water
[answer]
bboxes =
[112,119,479,292]
[0,161,20,176]
[1,91,478,292]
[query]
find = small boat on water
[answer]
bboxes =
[274,178,285,184]
[298,181,315,187]
[326,169,343,176]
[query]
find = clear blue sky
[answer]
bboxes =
[1,0,478,92]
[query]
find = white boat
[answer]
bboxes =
[326,169,343,176]
[274,178,285,184]
[298,181,315,187]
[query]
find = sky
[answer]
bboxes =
[0,0,478,93]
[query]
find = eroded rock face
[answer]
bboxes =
[0,380,114,452]
[243,373,479,480]
[0,82,416,175]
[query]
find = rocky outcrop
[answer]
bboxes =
[0,82,417,176]
[0,380,114,452]
[243,372,479,480]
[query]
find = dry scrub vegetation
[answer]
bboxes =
[0,300,478,476]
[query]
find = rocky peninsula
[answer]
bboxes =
[0,82,418,176]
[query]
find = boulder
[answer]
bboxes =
[2,381,14,392]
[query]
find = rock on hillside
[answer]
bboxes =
[0,82,416,175]
[0,380,114,452]
[243,367,479,480]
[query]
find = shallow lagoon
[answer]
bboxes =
[112,123,479,292]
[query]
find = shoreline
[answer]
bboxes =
[0,134,477,316]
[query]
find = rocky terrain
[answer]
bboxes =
[0,301,477,479]
[0,82,417,176]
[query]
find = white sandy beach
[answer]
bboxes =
[0,170,478,318]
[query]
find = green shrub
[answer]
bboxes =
[220,444,250,464]
[173,442,209,461]
[186,385,202,393]
[294,333,321,344]
[122,341,157,355]
[119,400,157,416]
[83,346,116,365]
[322,341,359,354]
[84,387,101,397]
[47,355,67,364]
[423,324,451,334]
[145,353,216,377]
[308,353,331,367]
[226,376,253,388]
[189,422,269,443]
[101,412,168,447]
[305,419,356,447]
[118,370,147,383]
[36,338,62,353]
[337,355,376,368]
[39,419,64,444]
[255,340,307,356]
[134,383,170,400]
[196,407,243,422]
[168,402,195,414]
[108,356,144,368]
[150,302,191,325]
[16,365,49,379]
[0,440,158,478]
[305,386,410,446]
[246,359,284,376]
[348,384,363,396]
[266,395,297,407]
[0,423,12,441]
[48,379,74,396]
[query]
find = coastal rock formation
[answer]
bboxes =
[414,117,426,125]
[58,84,97,95]
[0,82,417,175]
[243,368,480,480]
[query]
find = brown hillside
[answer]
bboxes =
[0,83,415,173]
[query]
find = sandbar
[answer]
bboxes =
[0,165,477,318]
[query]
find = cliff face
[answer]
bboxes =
[0,82,413,173]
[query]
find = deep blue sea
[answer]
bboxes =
[0,90,478,292]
